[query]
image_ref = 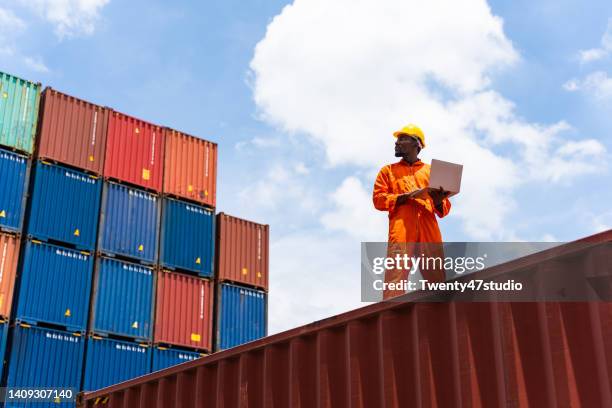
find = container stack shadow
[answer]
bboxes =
[0,69,270,401]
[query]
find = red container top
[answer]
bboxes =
[154,270,213,351]
[163,128,217,207]
[78,231,612,408]
[104,111,164,191]
[37,88,109,174]
[216,213,269,291]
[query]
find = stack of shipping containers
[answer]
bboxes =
[0,69,269,398]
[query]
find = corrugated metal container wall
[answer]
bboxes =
[163,129,217,207]
[27,162,102,249]
[154,270,213,351]
[16,240,94,331]
[36,88,109,174]
[6,325,84,407]
[160,198,214,277]
[82,336,151,391]
[216,283,267,351]
[90,257,154,340]
[151,346,204,372]
[0,319,8,379]
[98,182,159,263]
[104,112,164,191]
[77,231,612,408]
[0,71,41,154]
[0,148,28,232]
[216,213,269,291]
[0,232,19,318]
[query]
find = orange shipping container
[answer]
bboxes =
[36,88,109,174]
[0,232,19,318]
[163,129,217,207]
[154,270,213,351]
[216,213,269,291]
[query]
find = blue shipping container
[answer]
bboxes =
[5,325,84,407]
[16,240,94,331]
[161,197,214,276]
[27,161,102,249]
[0,148,28,232]
[216,283,267,351]
[99,182,159,263]
[82,336,151,391]
[0,319,8,379]
[90,257,154,340]
[151,346,204,372]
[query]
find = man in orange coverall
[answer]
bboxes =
[373,124,451,299]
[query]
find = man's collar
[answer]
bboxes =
[399,158,422,167]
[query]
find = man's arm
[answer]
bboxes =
[373,167,401,211]
[429,187,451,218]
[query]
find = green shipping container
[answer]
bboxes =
[0,71,41,154]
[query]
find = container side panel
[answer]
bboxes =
[6,325,84,407]
[151,347,203,372]
[0,72,40,154]
[217,283,266,351]
[82,337,151,391]
[16,240,94,330]
[217,214,269,290]
[99,182,159,263]
[27,162,102,249]
[163,130,217,207]
[153,271,213,351]
[161,198,214,276]
[0,233,19,318]
[90,257,154,340]
[0,148,28,232]
[37,88,109,174]
[104,112,164,191]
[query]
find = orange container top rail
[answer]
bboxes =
[78,230,612,408]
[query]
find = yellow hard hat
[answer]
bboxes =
[393,124,425,148]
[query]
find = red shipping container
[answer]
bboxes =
[104,111,164,191]
[36,88,109,174]
[154,270,213,351]
[78,230,612,408]
[0,232,19,318]
[216,213,269,291]
[163,129,217,207]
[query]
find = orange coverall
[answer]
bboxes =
[373,159,451,299]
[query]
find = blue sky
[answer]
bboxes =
[1,0,611,333]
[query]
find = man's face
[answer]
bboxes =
[394,135,420,158]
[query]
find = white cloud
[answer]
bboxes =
[23,56,49,73]
[578,18,612,63]
[251,0,606,240]
[0,6,26,55]
[17,0,109,38]
[565,71,612,100]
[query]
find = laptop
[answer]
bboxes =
[410,159,463,198]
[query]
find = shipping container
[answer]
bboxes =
[36,88,109,174]
[6,325,84,407]
[27,161,102,249]
[0,148,28,232]
[16,240,94,331]
[78,230,612,408]
[163,129,217,207]
[90,257,154,340]
[104,111,164,191]
[0,71,41,154]
[216,283,267,351]
[151,345,205,372]
[0,232,19,319]
[216,213,269,290]
[98,182,160,263]
[160,197,214,277]
[82,336,151,392]
[154,270,213,351]
[0,319,9,379]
